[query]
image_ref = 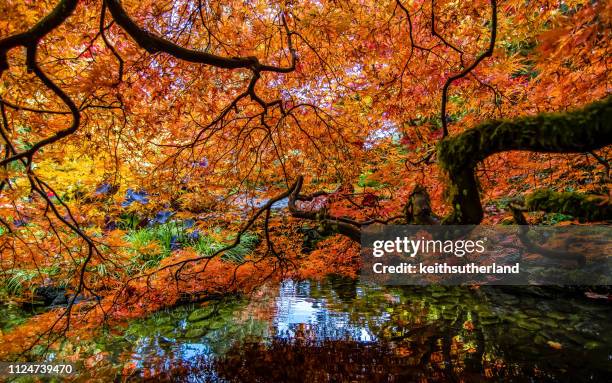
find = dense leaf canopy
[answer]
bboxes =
[0,0,610,356]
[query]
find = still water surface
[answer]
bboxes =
[88,277,612,382]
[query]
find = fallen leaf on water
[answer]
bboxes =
[547,341,563,350]
[585,292,609,300]
[463,320,475,331]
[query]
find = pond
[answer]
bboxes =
[74,277,611,382]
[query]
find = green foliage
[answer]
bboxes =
[192,231,260,263]
[0,266,62,297]
[541,213,575,225]
[3,269,38,296]
[118,213,146,230]
[0,304,31,333]
[221,232,259,263]
[123,222,189,272]
[358,171,381,188]
[191,234,224,257]
[123,222,260,273]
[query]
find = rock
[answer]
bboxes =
[533,335,547,345]
[523,309,540,317]
[184,327,207,338]
[65,294,90,305]
[533,317,558,328]
[516,320,541,331]
[207,320,225,330]
[545,312,566,321]
[479,318,499,326]
[157,325,176,338]
[564,332,589,345]
[584,341,601,350]
[574,322,601,338]
[50,293,69,306]
[34,285,66,306]
[187,306,215,322]
[188,320,211,329]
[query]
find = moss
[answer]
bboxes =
[526,189,611,221]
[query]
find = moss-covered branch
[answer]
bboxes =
[438,96,612,224]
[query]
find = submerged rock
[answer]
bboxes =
[184,327,207,338]
[545,311,566,321]
[187,306,215,322]
[584,341,601,350]
[516,319,541,331]
[157,325,176,338]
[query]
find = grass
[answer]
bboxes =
[219,232,259,263]
[0,265,63,297]
[3,269,38,296]
[123,221,260,273]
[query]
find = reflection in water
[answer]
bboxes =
[78,277,610,382]
[273,279,377,342]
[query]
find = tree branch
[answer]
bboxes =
[288,176,362,242]
[440,0,497,137]
[0,0,78,74]
[105,0,296,73]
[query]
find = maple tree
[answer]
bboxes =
[0,0,610,356]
